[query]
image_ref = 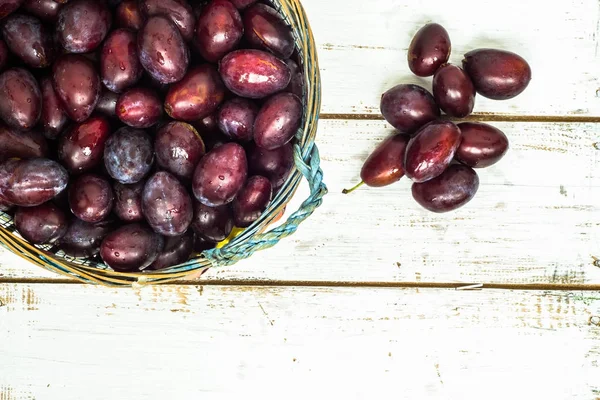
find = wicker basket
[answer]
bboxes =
[0,0,327,287]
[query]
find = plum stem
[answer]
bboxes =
[342,181,365,194]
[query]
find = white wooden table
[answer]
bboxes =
[1,0,600,398]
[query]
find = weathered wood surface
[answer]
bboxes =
[305,0,600,117]
[1,284,599,400]
[2,120,599,286]
[1,0,600,398]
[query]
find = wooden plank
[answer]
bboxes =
[0,284,599,399]
[2,120,599,285]
[302,0,600,117]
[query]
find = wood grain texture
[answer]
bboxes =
[2,120,599,286]
[303,0,600,117]
[0,284,600,400]
[0,284,599,400]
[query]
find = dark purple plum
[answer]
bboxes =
[100,223,164,271]
[116,87,162,128]
[254,92,301,150]
[193,231,216,252]
[380,84,440,135]
[104,127,154,184]
[14,202,67,244]
[68,174,114,223]
[0,0,24,19]
[243,3,293,59]
[59,218,115,257]
[58,116,111,173]
[40,76,68,139]
[164,64,225,121]
[456,122,509,168]
[95,88,119,117]
[0,68,42,130]
[154,121,205,180]
[412,164,479,213]
[192,142,247,206]
[139,0,194,42]
[142,171,193,236]
[194,0,243,63]
[219,49,291,98]
[217,97,258,142]
[0,158,68,207]
[22,0,61,22]
[115,0,145,31]
[52,54,101,122]
[1,13,54,68]
[56,0,111,53]
[284,58,304,98]
[138,15,189,84]
[113,180,144,222]
[404,120,461,183]
[192,201,233,242]
[101,28,142,93]
[432,64,475,118]
[360,133,410,188]
[247,142,293,192]
[232,175,272,227]
[463,48,532,100]
[0,122,48,162]
[408,23,451,77]
[147,231,194,270]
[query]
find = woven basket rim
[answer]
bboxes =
[0,0,322,286]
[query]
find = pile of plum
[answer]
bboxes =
[0,0,304,272]
[346,23,532,213]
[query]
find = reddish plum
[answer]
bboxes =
[138,15,189,84]
[116,87,162,128]
[232,175,272,227]
[0,68,42,130]
[412,164,479,213]
[101,28,142,93]
[217,97,258,142]
[1,13,55,68]
[100,223,163,271]
[164,64,225,121]
[243,3,294,59]
[68,174,114,223]
[52,54,101,122]
[15,202,67,244]
[192,142,247,206]
[408,23,451,77]
[253,92,301,150]
[404,120,461,183]
[142,171,193,236]
[56,0,111,53]
[58,116,111,173]
[380,84,439,135]
[154,121,205,180]
[219,49,290,98]
[194,0,243,62]
[456,122,509,168]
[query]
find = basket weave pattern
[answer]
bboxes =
[0,0,327,286]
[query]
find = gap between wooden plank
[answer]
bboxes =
[320,113,600,123]
[1,277,600,291]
